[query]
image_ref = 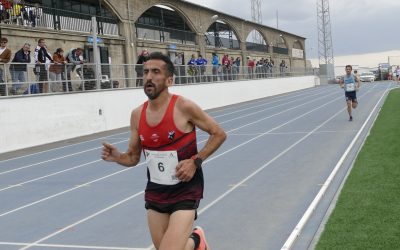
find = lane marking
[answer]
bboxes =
[0,241,146,250]
[18,191,145,250]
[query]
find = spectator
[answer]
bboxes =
[187,54,197,83]
[173,52,184,84]
[234,57,241,79]
[221,54,230,80]
[195,54,207,82]
[34,38,53,93]
[247,56,255,79]
[64,47,84,91]
[279,60,287,76]
[135,49,149,86]
[0,37,11,96]
[49,48,66,92]
[211,52,219,81]
[29,3,42,27]
[10,42,30,94]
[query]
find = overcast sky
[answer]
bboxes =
[185,0,400,59]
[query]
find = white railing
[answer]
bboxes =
[0,63,314,97]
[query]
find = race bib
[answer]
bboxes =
[145,149,180,185]
[345,82,355,92]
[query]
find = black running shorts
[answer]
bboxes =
[345,91,357,102]
[145,200,200,220]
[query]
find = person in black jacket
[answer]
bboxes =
[10,43,31,94]
[135,49,149,86]
[34,38,53,93]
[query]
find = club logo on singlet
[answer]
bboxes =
[168,131,175,140]
[140,134,144,141]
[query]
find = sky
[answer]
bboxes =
[185,0,400,65]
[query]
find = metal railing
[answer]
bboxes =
[0,63,314,97]
[0,3,119,36]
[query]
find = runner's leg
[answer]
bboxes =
[147,209,170,249]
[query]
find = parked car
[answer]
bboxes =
[359,72,376,82]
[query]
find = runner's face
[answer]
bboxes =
[345,67,352,75]
[143,59,172,100]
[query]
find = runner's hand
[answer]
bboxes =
[102,142,121,162]
[175,159,196,182]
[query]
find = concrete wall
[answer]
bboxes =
[0,76,317,153]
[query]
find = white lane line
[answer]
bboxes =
[18,191,145,250]
[226,130,359,136]
[0,159,101,192]
[0,163,144,217]
[217,89,335,125]
[0,147,107,176]
[280,83,390,250]
[212,87,332,119]
[207,86,325,116]
[0,242,146,250]
[0,131,130,163]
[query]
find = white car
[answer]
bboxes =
[359,72,375,82]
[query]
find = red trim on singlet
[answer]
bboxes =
[138,94,204,204]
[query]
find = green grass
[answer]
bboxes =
[316,88,400,250]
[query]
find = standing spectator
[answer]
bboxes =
[221,54,230,80]
[10,42,30,94]
[64,47,84,91]
[135,49,149,86]
[0,37,11,96]
[34,38,53,93]
[187,54,197,83]
[247,56,255,79]
[232,57,240,80]
[29,3,42,27]
[211,52,219,81]
[195,55,207,82]
[49,48,66,92]
[395,66,400,83]
[279,60,287,76]
[173,52,183,84]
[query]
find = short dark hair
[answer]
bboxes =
[0,37,8,43]
[345,65,352,70]
[148,52,175,76]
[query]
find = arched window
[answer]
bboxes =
[136,5,196,45]
[205,20,240,50]
[246,30,268,52]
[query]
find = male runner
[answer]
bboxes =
[339,65,360,121]
[102,52,227,250]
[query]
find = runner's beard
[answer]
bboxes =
[144,82,164,100]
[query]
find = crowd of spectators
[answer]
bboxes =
[0,36,86,96]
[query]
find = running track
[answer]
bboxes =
[0,82,395,250]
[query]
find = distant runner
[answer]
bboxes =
[339,65,360,121]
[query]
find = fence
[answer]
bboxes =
[0,3,119,36]
[0,62,314,97]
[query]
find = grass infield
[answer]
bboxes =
[316,88,400,250]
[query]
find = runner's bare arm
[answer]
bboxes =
[175,98,226,182]
[102,107,142,167]
[182,98,227,160]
